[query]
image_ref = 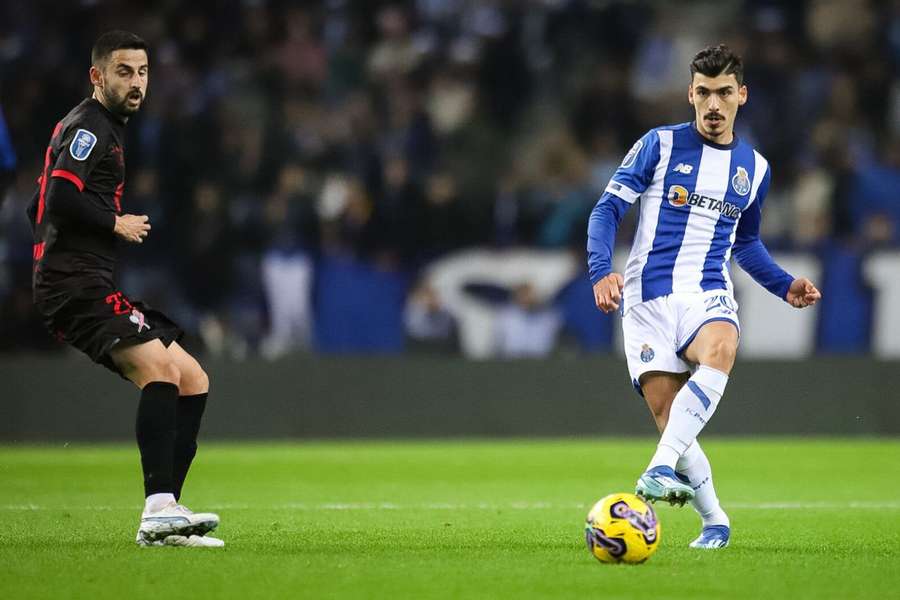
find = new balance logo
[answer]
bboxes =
[672,162,693,174]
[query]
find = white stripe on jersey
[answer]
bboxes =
[672,145,731,293]
[721,150,770,293]
[624,129,673,309]
[747,150,769,211]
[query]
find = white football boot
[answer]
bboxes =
[163,534,225,548]
[135,502,219,545]
[136,534,225,548]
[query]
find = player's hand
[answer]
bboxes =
[785,277,821,308]
[593,272,624,314]
[114,214,151,243]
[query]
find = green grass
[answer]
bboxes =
[1,438,899,599]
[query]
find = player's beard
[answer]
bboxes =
[109,88,143,117]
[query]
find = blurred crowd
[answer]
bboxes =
[1,0,899,358]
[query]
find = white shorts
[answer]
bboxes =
[622,289,740,395]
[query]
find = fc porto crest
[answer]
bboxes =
[640,344,655,363]
[731,166,750,196]
[69,129,97,161]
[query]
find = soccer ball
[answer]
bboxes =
[584,493,661,564]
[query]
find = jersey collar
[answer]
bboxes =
[690,122,739,150]
[88,97,128,126]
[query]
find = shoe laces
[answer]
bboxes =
[172,503,194,515]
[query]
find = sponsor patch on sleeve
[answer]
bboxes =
[69,129,98,161]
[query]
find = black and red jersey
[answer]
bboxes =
[27,98,127,297]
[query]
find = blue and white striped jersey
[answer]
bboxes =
[587,122,793,309]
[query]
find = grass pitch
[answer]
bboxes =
[1,438,898,599]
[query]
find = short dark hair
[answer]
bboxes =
[91,30,148,66]
[690,44,743,86]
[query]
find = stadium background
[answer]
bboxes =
[1,0,899,437]
[2,3,899,599]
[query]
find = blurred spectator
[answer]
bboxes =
[0,105,16,197]
[494,282,562,358]
[176,180,237,355]
[0,1,898,357]
[374,154,423,264]
[260,163,318,359]
[404,281,456,352]
[419,170,468,260]
[368,5,421,81]
[0,167,48,351]
[271,8,328,92]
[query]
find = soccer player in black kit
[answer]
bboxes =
[27,31,223,548]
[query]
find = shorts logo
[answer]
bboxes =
[640,344,655,363]
[69,129,97,161]
[129,309,151,332]
[620,140,643,169]
[667,185,689,207]
[731,166,750,196]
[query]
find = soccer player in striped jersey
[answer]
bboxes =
[587,45,821,549]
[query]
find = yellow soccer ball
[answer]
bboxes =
[584,493,661,564]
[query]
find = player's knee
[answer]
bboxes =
[153,359,182,388]
[703,338,737,369]
[181,366,209,396]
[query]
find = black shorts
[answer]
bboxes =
[35,289,183,377]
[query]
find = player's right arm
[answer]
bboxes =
[43,124,149,242]
[46,174,150,242]
[587,130,660,313]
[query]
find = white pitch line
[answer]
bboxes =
[1,501,899,511]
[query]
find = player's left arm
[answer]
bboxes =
[732,168,821,308]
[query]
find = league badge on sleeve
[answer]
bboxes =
[69,129,98,161]
[731,166,750,196]
[620,140,644,169]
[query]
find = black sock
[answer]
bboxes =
[135,382,179,497]
[173,392,208,501]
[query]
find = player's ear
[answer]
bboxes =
[738,84,748,106]
[89,65,103,88]
[688,84,694,105]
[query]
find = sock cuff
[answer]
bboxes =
[693,365,728,395]
[143,381,180,395]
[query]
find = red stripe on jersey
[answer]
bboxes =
[51,169,85,192]
[36,146,53,224]
[36,122,63,225]
[33,242,45,261]
[113,181,124,213]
